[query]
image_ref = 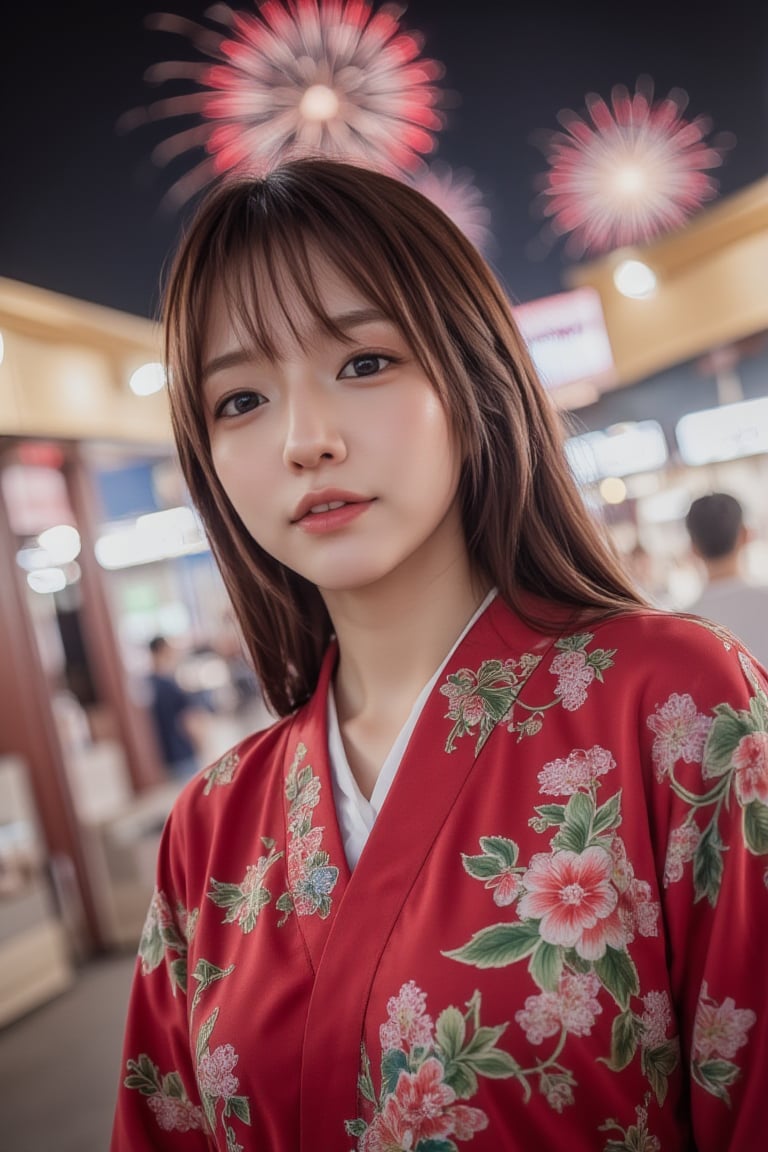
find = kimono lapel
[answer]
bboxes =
[299,596,558,1147]
[280,644,350,973]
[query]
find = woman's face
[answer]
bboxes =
[201,251,467,599]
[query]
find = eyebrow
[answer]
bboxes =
[202,307,391,382]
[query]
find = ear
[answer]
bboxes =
[738,525,751,547]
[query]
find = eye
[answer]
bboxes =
[339,353,392,379]
[214,391,266,419]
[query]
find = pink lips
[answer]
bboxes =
[291,490,375,534]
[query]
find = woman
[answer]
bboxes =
[111,158,768,1150]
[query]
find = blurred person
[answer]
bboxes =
[146,635,207,780]
[685,492,768,668]
[111,159,768,1151]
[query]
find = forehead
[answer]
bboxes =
[202,246,383,363]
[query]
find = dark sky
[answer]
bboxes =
[2,0,767,321]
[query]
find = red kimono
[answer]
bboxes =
[111,598,768,1150]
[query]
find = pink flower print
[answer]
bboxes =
[462,694,486,725]
[287,826,323,881]
[646,693,712,781]
[197,1044,239,1098]
[549,650,596,711]
[641,990,673,1049]
[368,1058,486,1148]
[731,731,768,805]
[516,971,602,1044]
[664,822,701,885]
[693,987,756,1061]
[148,1094,205,1132]
[538,745,615,794]
[609,840,660,941]
[542,1074,574,1112]
[451,1104,489,1140]
[379,980,435,1053]
[518,847,626,959]
[489,870,522,907]
[515,990,561,1044]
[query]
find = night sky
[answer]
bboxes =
[2,0,767,321]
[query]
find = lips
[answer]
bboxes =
[291,489,370,523]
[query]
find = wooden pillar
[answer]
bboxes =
[61,443,165,793]
[0,470,101,951]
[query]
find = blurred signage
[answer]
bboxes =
[565,420,669,485]
[676,397,768,466]
[1,464,74,537]
[513,287,615,392]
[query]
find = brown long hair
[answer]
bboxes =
[161,157,646,716]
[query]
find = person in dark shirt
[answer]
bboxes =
[147,635,202,780]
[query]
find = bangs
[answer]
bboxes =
[192,184,432,366]
[179,171,456,392]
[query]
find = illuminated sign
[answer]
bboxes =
[566,421,669,484]
[676,397,768,466]
[513,287,615,391]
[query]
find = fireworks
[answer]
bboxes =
[125,0,446,204]
[410,163,493,253]
[534,77,730,256]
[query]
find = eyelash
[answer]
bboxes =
[213,352,398,419]
[214,391,266,420]
[338,352,396,379]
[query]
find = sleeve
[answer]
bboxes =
[639,619,768,1150]
[110,806,211,1150]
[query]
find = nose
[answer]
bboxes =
[282,382,347,471]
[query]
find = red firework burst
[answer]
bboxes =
[534,77,732,257]
[410,163,493,253]
[121,0,446,205]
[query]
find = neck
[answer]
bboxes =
[324,558,489,726]
[704,554,741,583]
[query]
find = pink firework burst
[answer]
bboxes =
[122,0,446,205]
[409,163,493,254]
[534,77,732,257]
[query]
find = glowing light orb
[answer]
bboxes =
[613,259,657,299]
[409,163,493,254]
[534,77,732,256]
[299,83,340,122]
[122,0,446,205]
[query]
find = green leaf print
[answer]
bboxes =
[443,1059,478,1099]
[191,959,235,1017]
[436,1006,466,1061]
[743,801,768,854]
[594,946,640,1010]
[530,803,567,828]
[478,836,519,867]
[641,1038,679,1106]
[417,1141,456,1152]
[692,1057,741,1102]
[528,940,563,991]
[477,685,516,721]
[692,823,726,906]
[196,1008,219,1066]
[703,705,753,778]
[552,792,594,853]
[443,919,540,967]
[345,1118,368,1137]
[381,1048,409,1095]
[225,1096,251,1124]
[124,1054,161,1095]
[162,1071,185,1099]
[749,692,768,729]
[606,1009,641,1072]
[462,853,507,879]
[592,792,622,838]
[555,633,593,652]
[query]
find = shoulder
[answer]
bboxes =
[582,607,767,706]
[167,711,296,836]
